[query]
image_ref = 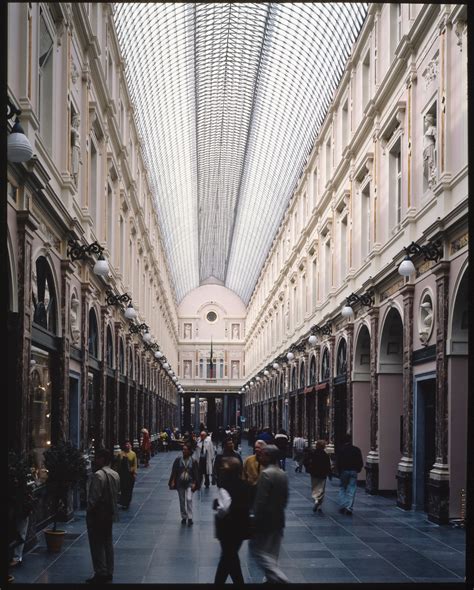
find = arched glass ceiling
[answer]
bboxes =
[114,3,368,304]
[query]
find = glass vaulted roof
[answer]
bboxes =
[114,3,368,304]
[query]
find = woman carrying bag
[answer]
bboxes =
[213,456,251,584]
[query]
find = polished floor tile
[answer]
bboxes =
[11,446,466,584]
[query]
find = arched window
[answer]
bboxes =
[106,326,114,367]
[336,339,347,376]
[280,375,284,396]
[32,256,57,333]
[321,348,330,381]
[299,362,305,388]
[309,356,316,384]
[88,309,99,358]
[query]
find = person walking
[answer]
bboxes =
[242,439,267,507]
[292,432,306,472]
[114,440,137,510]
[274,429,289,471]
[213,456,251,584]
[250,445,289,584]
[213,437,242,487]
[86,448,120,584]
[303,440,332,513]
[257,426,274,444]
[336,433,364,515]
[168,443,199,525]
[193,430,215,489]
[140,428,151,467]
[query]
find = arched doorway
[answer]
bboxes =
[352,324,371,482]
[87,308,100,448]
[105,325,115,449]
[447,266,468,518]
[378,307,404,492]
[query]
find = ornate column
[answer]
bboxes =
[397,284,415,509]
[345,324,354,436]
[365,307,380,494]
[427,261,450,524]
[112,321,121,450]
[99,305,111,448]
[125,334,132,441]
[15,210,39,453]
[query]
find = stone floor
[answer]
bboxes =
[10,445,466,585]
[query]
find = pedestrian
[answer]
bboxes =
[213,437,242,487]
[242,439,267,507]
[168,443,199,525]
[193,430,215,489]
[257,426,274,444]
[114,440,137,510]
[140,428,151,467]
[274,429,289,470]
[86,447,120,584]
[250,445,289,584]
[213,456,251,584]
[336,433,364,515]
[292,432,306,472]
[303,440,332,513]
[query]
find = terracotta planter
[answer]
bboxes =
[44,529,65,553]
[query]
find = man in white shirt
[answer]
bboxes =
[193,431,215,489]
[293,432,307,473]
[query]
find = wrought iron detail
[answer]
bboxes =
[404,240,442,263]
[105,290,131,306]
[144,342,160,353]
[311,322,332,336]
[346,290,375,309]
[129,323,149,334]
[67,239,104,262]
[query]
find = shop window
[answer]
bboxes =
[299,363,305,388]
[309,356,316,384]
[106,326,114,367]
[32,256,57,333]
[336,339,347,376]
[119,340,125,374]
[29,346,53,481]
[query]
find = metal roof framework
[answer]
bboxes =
[114,3,368,303]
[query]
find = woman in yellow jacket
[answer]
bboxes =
[115,440,137,509]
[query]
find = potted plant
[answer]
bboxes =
[43,441,87,553]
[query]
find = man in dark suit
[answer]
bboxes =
[250,445,289,584]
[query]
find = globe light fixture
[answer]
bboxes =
[398,256,416,277]
[250,381,255,386]
[308,334,317,346]
[273,362,280,370]
[124,302,137,320]
[264,370,269,376]
[341,304,354,318]
[93,254,109,276]
[163,362,170,370]
[154,351,161,359]
[256,376,261,381]
[287,351,294,361]
[7,98,33,163]
[143,330,152,343]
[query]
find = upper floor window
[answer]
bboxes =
[39,10,54,153]
[32,256,57,334]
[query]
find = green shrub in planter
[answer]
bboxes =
[43,441,87,531]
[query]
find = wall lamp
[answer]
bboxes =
[309,322,332,342]
[67,240,109,276]
[144,342,159,353]
[129,322,149,335]
[124,302,137,320]
[342,290,375,318]
[7,97,33,163]
[398,240,443,277]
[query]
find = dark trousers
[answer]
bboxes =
[86,514,113,578]
[120,473,135,508]
[215,537,244,584]
[199,458,210,488]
